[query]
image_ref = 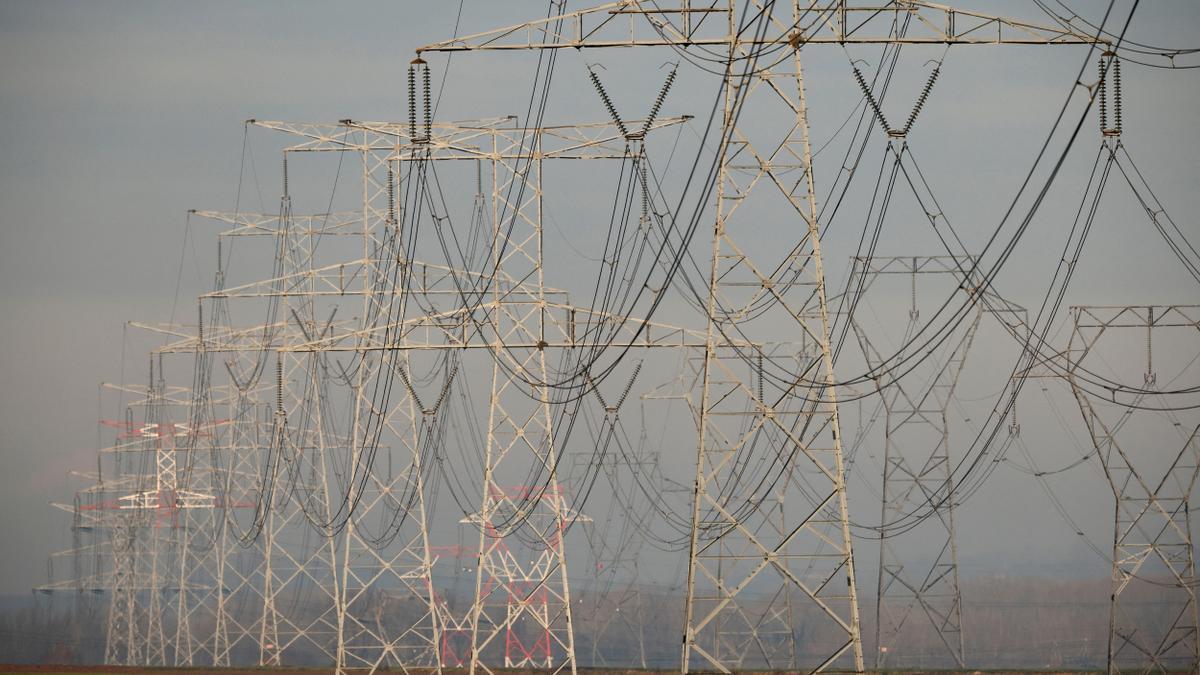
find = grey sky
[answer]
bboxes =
[1,0,1198,600]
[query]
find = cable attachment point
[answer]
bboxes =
[1098,51,1122,138]
[640,62,679,137]
[275,352,284,417]
[638,161,650,228]
[852,59,941,139]
[851,62,891,136]
[587,64,629,139]
[1144,306,1155,387]
[386,166,396,225]
[409,56,431,144]
[909,263,919,321]
[900,62,941,137]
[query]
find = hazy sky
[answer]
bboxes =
[1,0,1198,599]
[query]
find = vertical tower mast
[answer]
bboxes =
[255,160,342,668]
[682,2,863,671]
[465,134,580,674]
[333,111,443,675]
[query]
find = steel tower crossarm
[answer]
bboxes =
[249,117,690,161]
[200,259,523,301]
[415,0,1106,53]
[278,299,742,353]
[191,210,362,238]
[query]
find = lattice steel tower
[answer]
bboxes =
[849,256,984,668]
[1066,305,1200,674]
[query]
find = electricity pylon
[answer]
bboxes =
[90,371,224,667]
[106,516,148,665]
[848,256,985,668]
[462,134,578,675]
[160,189,433,669]
[36,384,171,665]
[215,177,345,668]
[275,115,709,674]
[1066,305,1200,674]
[192,173,437,669]
[210,383,272,667]
[167,203,549,672]
[151,206,368,668]
[39,468,131,601]
[566,369,666,669]
[418,2,1102,672]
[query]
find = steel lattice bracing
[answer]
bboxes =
[105,518,144,665]
[249,183,342,668]
[333,133,442,675]
[197,200,347,668]
[198,131,452,673]
[211,388,273,667]
[1066,305,1200,675]
[159,119,712,675]
[334,370,442,673]
[46,470,159,665]
[705,499,801,670]
[419,4,866,670]
[134,179,438,669]
[49,177,415,668]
